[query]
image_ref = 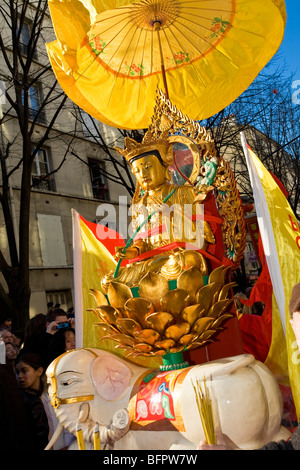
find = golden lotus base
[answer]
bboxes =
[89,265,235,359]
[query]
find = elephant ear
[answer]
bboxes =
[91,355,133,401]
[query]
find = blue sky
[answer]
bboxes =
[274,0,300,75]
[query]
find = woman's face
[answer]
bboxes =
[131,155,166,192]
[5,343,17,361]
[64,330,75,351]
[16,361,43,390]
[3,318,12,330]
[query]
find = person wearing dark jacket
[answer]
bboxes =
[16,353,49,450]
[21,309,74,368]
[0,364,35,449]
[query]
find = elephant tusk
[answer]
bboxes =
[44,422,64,450]
[78,402,90,423]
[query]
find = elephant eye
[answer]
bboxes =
[60,377,83,387]
[62,380,70,386]
[58,371,85,387]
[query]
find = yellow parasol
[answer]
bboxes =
[47,0,286,129]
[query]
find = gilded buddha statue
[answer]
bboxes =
[102,138,216,289]
[101,93,220,291]
[93,90,247,359]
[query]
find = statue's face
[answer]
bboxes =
[131,154,166,192]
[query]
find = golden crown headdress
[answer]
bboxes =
[114,89,217,167]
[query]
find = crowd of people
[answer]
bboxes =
[0,302,76,450]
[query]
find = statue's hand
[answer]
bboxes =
[114,246,139,260]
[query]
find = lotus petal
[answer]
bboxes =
[196,283,219,312]
[180,250,207,273]
[181,304,205,326]
[124,297,155,328]
[208,266,226,286]
[198,329,216,341]
[97,305,121,326]
[178,333,199,346]
[218,282,236,301]
[177,267,204,302]
[170,346,185,353]
[160,289,190,318]
[125,350,142,358]
[185,341,203,350]
[127,349,165,358]
[154,338,176,350]
[86,308,102,319]
[145,311,175,336]
[89,288,108,306]
[134,329,161,346]
[186,340,214,350]
[107,281,133,312]
[211,313,233,329]
[115,344,130,351]
[116,318,142,336]
[207,299,233,319]
[94,322,119,335]
[135,343,153,353]
[138,272,170,311]
[192,317,214,334]
[165,322,190,342]
[152,349,167,356]
[109,334,138,347]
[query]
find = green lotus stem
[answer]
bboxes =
[113,187,177,279]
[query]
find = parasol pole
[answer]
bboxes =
[153,21,169,100]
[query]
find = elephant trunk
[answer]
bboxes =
[44,422,64,450]
[75,409,131,448]
[93,409,131,446]
[210,354,255,379]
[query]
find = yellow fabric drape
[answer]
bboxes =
[80,218,116,348]
[246,147,300,418]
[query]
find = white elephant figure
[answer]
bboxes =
[45,348,290,450]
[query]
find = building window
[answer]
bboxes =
[19,20,30,56]
[18,19,38,59]
[46,290,72,312]
[22,81,46,124]
[37,214,67,267]
[32,148,55,191]
[28,83,46,123]
[88,158,110,200]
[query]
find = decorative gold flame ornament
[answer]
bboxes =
[89,89,246,365]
